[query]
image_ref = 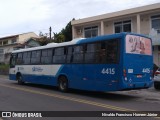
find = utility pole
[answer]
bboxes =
[49,26,52,40]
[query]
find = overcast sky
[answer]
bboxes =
[0,0,159,37]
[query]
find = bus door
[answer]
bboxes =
[9,53,17,80]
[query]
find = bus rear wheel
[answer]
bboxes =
[17,74,24,85]
[58,76,68,92]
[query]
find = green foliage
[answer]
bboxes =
[53,33,65,43]
[37,36,50,46]
[53,19,74,43]
[38,32,51,46]
[38,18,74,44]
[61,20,73,42]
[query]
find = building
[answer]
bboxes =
[14,37,41,50]
[71,3,160,66]
[0,32,40,64]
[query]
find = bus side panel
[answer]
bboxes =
[80,64,96,91]
[9,68,17,81]
[11,65,62,86]
[58,64,122,92]
[56,64,101,91]
[94,64,121,91]
[58,64,86,90]
[22,74,57,86]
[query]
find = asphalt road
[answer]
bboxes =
[0,75,160,120]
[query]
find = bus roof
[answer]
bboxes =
[12,38,85,53]
[12,32,150,53]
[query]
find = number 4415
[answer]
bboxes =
[101,68,115,75]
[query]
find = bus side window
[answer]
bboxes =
[72,45,84,63]
[66,47,73,63]
[31,50,41,64]
[17,53,23,65]
[84,43,96,63]
[53,47,66,64]
[106,40,118,63]
[10,54,17,68]
[41,49,53,64]
[23,52,31,64]
[99,42,106,63]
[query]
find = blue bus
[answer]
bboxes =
[9,33,153,92]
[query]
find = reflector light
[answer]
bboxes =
[123,69,127,77]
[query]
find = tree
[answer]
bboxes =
[38,18,74,44]
[53,33,65,43]
[38,31,51,46]
[61,19,73,42]
[53,18,74,42]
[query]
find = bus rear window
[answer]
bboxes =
[126,35,152,55]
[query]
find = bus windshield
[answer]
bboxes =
[126,35,152,55]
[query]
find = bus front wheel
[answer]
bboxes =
[58,76,68,92]
[17,74,24,85]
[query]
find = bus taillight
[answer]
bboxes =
[123,69,127,77]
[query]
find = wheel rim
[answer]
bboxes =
[17,75,23,84]
[59,76,68,92]
[60,80,67,90]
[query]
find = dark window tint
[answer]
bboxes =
[31,50,41,64]
[72,45,84,63]
[41,49,53,64]
[99,40,119,64]
[84,44,97,63]
[17,53,23,65]
[54,48,65,55]
[53,47,66,63]
[66,47,73,63]
[10,54,17,68]
[23,52,31,64]
[106,40,119,63]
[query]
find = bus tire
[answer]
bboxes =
[58,76,68,92]
[17,74,24,85]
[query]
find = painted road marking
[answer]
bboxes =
[0,83,135,111]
